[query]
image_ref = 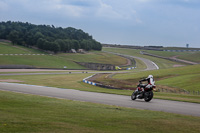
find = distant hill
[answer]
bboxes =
[0,21,102,53]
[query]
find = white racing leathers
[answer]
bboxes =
[145,77,155,89]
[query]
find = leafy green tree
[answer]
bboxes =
[24,32,34,46]
[8,30,19,45]
[81,39,92,51]
[37,38,46,49]
[64,39,72,52]
[0,25,6,39]
[52,42,60,53]
[0,21,102,52]
[71,40,80,51]
[44,40,51,51]
[33,32,44,45]
[93,41,102,51]
[55,39,66,52]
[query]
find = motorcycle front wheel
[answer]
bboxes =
[131,92,137,100]
[144,91,153,102]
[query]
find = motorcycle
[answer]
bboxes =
[131,81,155,102]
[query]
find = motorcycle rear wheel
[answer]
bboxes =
[144,91,153,102]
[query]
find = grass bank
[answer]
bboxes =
[0,91,200,133]
[0,42,128,69]
[112,65,200,92]
[144,50,200,63]
[0,55,85,69]
[0,42,45,54]
[59,51,128,66]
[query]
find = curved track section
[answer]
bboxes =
[103,51,159,70]
[0,82,199,117]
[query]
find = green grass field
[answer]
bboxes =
[0,55,86,69]
[0,42,128,69]
[0,42,85,69]
[59,51,127,65]
[0,91,200,133]
[178,52,200,63]
[144,50,200,63]
[144,50,186,58]
[0,42,45,54]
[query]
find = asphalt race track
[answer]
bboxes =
[103,51,159,70]
[0,82,199,117]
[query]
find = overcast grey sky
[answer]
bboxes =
[0,0,200,47]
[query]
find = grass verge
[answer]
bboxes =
[0,90,200,133]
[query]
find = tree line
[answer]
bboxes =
[0,21,102,53]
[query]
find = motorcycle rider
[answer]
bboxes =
[132,75,155,101]
[139,75,155,92]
